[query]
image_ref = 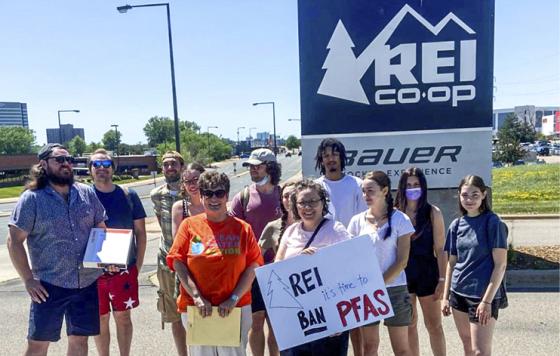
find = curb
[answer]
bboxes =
[505,269,559,291]
[501,214,560,220]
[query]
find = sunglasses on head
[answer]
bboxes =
[49,155,75,164]
[200,189,227,199]
[91,160,113,169]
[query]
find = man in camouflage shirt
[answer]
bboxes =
[150,151,186,356]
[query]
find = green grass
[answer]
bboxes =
[492,164,560,215]
[0,175,160,200]
[0,185,26,199]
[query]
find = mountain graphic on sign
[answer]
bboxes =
[317,4,476,104]
[265,270,303,310]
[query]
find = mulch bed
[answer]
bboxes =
[507,245,560,270]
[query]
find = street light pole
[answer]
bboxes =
[252,101,277,156]
[207,126,218,151]
[248,127,257,148]
[117,3,181,153]
[111,124,120,170]
[111,124,119,156]
[57,109,80,144]
[236,126,245,153]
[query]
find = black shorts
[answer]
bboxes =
[251,279,266,313]
[28,281,99,342]
[449,291,501,322]
[405,256,439,297]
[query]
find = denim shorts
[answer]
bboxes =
[28,281,100,342]
[367,285,412,327]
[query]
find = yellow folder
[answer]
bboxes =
[186,306,241,347]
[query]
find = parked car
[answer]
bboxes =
[239,152,250,159]
[492,161,503,168]
[536,146,550,156]
[512,159,525,166]
[552,144,560,155]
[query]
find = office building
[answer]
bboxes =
[0,102,29,128]
[46,124,85,145]
[493,105,559,135]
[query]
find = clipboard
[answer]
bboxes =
[83,228,134,269]
[186,306,241,347]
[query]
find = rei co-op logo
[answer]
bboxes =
[317,4,477,107]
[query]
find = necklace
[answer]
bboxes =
[366,211,387,228]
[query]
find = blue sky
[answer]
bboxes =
[0,0,557,146]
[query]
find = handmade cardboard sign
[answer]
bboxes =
[255,235,393,350]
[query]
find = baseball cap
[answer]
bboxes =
[161,151,185,165]
[37,143,65,160]
[242,148,276,167]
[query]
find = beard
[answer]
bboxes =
[165,173,181,184]
[46,167,74,186]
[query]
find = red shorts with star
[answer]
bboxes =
[97,265,140,315]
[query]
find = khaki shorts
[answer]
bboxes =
[367,285,412,327]
[156,265,181,324]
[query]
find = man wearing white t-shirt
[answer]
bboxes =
[314,137,368,356]
[314,138,367,227]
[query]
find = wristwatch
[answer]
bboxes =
[230,294,239,302]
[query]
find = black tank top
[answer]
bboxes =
[410,218,435,257]
[182,198,189,219]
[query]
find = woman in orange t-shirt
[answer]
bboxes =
[167,171,264,356]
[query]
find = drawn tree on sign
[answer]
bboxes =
[265,270,303,310]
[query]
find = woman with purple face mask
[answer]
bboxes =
[395,168,447,356]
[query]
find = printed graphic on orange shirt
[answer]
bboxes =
[216,234,241,255]
[190,235,204,255]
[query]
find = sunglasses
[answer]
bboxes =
[91,160,113,169]
[201,189,227,199]
[49,155,75,164]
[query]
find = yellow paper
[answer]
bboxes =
[186,306,241,347]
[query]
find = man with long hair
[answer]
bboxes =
[7,143,107,356]
[230,148,282,356]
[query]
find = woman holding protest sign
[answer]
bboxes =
[395,167,446,356]
[167,171,263,356]
[259,181,298,256]
[275,179,351,356]
[442,175,508,356]
[347,170,415,356]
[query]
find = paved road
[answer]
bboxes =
[0,274,557,355]
[0,155,302,245]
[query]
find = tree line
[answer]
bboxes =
[0,116,234,165]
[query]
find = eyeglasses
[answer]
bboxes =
[249,164,264,170]
[91,160,113,169]
[296,199,322,208]
[201,189,227,199]
[49,155,74,164]
[184,177,199,185]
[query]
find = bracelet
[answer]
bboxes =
[438,277,445,282]
[481,300,491,305]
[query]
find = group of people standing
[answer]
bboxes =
[7,138,507,356]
